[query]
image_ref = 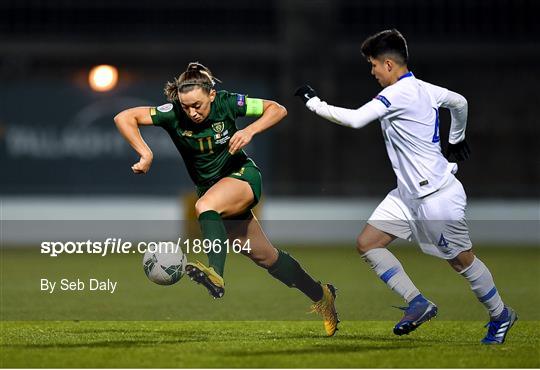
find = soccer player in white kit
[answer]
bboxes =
[295,29,517,344]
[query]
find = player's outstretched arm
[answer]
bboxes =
[228,100,287,154]
[113,107,154,174]
[441,91,470,161]
[294,84,381,129]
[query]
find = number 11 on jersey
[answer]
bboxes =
[198,137,214,153]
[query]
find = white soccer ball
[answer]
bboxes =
[142,245,187,285]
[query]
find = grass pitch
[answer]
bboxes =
[1,321,539,368]
[1,245,539,367]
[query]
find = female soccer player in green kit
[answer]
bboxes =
[114,62,338,336]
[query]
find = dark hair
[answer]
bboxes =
[361,29,408,65]
[164,62,222,102]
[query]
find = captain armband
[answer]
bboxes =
[245,98,264,117]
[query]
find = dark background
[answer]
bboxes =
[1,0,538,198]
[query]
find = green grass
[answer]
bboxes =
[1,321,539,368]
[1,245,539,367]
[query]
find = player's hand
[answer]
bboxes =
[445,140,470,162]
[294,84,318,104]
[229,128,253,155]
[131,154,153,174]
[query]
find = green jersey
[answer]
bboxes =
[150,90,263,186]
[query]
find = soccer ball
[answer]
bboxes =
[142,245,187,285]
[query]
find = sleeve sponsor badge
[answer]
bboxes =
[157,103,173,112]
[375,95,391,108]
[236,94,245,107]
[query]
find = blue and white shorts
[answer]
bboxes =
[368,174,473,259]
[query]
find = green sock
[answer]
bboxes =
[268,249,323,302]
[198,210,228,277]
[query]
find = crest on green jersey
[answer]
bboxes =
[212,121,225,134]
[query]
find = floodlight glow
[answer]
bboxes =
[89,65,118,92]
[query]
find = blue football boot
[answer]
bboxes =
[393,294,438,336]
[481,306,518,344]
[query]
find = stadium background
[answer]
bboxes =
[1,0,538,198]
[1,1,539,367]
[2,0,538,242]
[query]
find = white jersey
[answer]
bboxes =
[372,72,456,198]
[306,71,468,199]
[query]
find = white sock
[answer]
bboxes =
[459,257,504,318]
[361,248,420,303]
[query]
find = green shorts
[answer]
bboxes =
[196,159,262,209]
